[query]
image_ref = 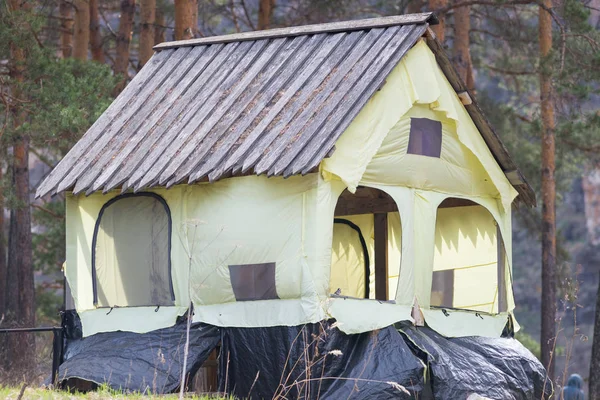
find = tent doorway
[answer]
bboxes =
[331,187,402,301]
[431,197,508,314]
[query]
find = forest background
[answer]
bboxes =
[0,0,599,394]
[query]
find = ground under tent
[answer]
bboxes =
[56,317,551,399]
[37,12,545,399]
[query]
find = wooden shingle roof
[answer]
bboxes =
[36,12,535,206]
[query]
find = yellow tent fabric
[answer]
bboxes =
[64,39,520,339]
[321,39,517,212]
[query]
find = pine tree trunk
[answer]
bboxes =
[591,274,600,399]
[73,0,90,60]
[406,0,423,13]
[155,5,166,44]
[174,0,198,40]
[582,167,600,245]
[0,162,5,321]
[114,0,136,91]
[90,0,104,63]
[59,0,73,58]
[429,0,447,43]
[140,0,156,67]
[258,0,275,30]
[453,3,474,91]
[0,162,5,368]
[539,0,556,380]
[6,0,35,377]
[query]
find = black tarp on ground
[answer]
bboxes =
[218,320,426,400]
[57,321,219,394]
[399,323,552,400]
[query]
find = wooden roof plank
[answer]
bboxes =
[211,32,348,177]
[237,31,368,175]
[75,47,206,194]
[163,38,289,187]
[190,35,314,183]
[89,46,209,193]
[253,27,399,175]
[125,41,247,191]
[297,25,427,175]
[270,25,418,177]
[103,44,227,192]
[65,48,191,195]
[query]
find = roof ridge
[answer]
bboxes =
[154,12,437,51]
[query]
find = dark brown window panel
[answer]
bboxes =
[229,262,279,301]
[407,118,442,158]
[430,269,454,308]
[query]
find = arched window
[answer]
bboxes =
[92,193,174,307]
[431,198,507,313]
[330,187,402,301]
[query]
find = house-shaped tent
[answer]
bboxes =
[38,12,547,398]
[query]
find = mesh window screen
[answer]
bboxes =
[229,263,279,301]
[407,118,442,158]
[93,194,173,307]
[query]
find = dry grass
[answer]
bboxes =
[0,385,230,400]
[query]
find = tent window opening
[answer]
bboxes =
[92,193,174,308]
[407,117,442,158]
[229,263,279,301]
[431,198,508,314]
[331,187,402,301]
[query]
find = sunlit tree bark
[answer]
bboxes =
[59,0,73,58]
[258,0,275,30]
[140,0,156,67]
[114,0,136,90]
[175,0,198,40]
[89,0,104,63]
[429,0,447,42]
[72,0,90,60]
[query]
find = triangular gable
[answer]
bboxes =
[321,40,518,212]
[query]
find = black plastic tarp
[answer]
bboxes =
[57,321,219,394]
[218,321,426,399]
[399,323,552,400]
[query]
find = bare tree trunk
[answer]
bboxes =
[0,162,5,368]
[583,166,600,245]
[140,0,156,67]
[6,0,35,377]
[73,0,90,60]
[453,3,474,91]
[591,274,600,399]
[407,0,423,13]
[539,0,556,380]
[174,0,198,40]
[59,0,73,58]
[90,0,104,63]
[429,0,447,43]
[257,0,275,30]
[155,4,166,44]
[114,0,136,91]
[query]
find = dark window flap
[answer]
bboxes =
[229,262,279,301]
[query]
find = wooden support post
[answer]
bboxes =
[374,213,388,301]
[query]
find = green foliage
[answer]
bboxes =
[0,1,118,323]
[516,330,542,360]
[25,57,117,153]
